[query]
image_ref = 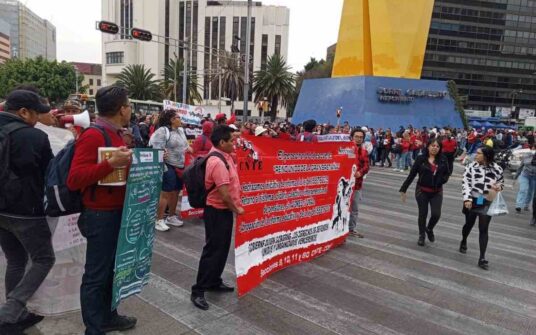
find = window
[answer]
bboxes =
[89,79,94,86]
[106,52,124,64]
[89,89,94,95]
[261,34,268,70]
[97,79,101,86]
[275,35,281,56]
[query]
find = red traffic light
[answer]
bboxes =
[131,28,152,42]
[98,21,119,34]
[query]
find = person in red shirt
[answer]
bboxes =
[67,86,137,334]
[349,128,369,237]
[191,125,244,311]
[191,121,214,158]
[441,129,457,175]
[396,132,412,172]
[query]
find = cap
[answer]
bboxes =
[215,113,226,121]
[229,124,238,131]
[5,90,50,114]
[63,99,82,110]
[255,126,268,136]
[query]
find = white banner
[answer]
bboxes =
[163,100,211,126]
[519,108,535,120]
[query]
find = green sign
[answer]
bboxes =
[112,148,164,309]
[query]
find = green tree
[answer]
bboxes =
[161,58,202,104]
[116,64,162,101]
[253,54,295,121]
[447,80,468,129]
[214,52,244,112]
[0,56,84,103]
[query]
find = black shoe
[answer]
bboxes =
[515,207,521,213]
[425,228,435,242]
[15,312,44,331]
[101,315,137,332]
[208,282,235,293]
[531,218,536,226]
[459,241,467,254]
[191,295,209,310]
[0,324,25,335]
[417,235,425,246]
[478,259,489,270]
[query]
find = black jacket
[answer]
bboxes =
[0,113,53,217]
[399,154,450,193]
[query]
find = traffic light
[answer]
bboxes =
[131,28,152,42]
[98,21,119,34]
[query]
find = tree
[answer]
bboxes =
[0,57,84,103]
[214,52,244,112]
[161,58,202,104]
[116,64,162,101]
[447,80,468,129]
[253,54,295,121]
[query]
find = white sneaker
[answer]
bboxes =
[155,219,170,232]
[166,215,184,227]
[393,168,399,172]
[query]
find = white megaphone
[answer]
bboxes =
[60,110,91,128]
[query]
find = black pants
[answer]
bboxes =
[462,211,491,260]
[380,148,391,167]
[415,189,443,236]
[77,209,122,335]
[192,206,233,297]
[444,152,455,175]
[0,216,55,323]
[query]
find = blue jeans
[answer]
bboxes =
[397,152,409,170]
[77,209,123,335]
[516,174,536,209]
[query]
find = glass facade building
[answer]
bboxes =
[422,0,536,116]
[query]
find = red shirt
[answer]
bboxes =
[354,145,369,191]
[400,139,411,153]
[442,138,457,153]
[67,119,127,210]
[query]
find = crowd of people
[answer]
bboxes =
[0,84,534,334]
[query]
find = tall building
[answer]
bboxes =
[72,62,103,96]
[101,0,289,118]
[0,18,10,64]
[422,0,536,117]
[0,0,56,60]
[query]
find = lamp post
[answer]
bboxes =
[511,89,523,120]
[242,0,252,121]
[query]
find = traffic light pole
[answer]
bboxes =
[243,0,252,121]
[183,38,188,104]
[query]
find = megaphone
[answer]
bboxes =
[60,110,91,128]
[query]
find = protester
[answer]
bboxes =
[0,89,55,331]
[442,129,457,175]
[150,110,192,232]
[395,131,411,172]
[67,86,137,334]
[297,119,318,142]
[513,150,536,213]
[460,146,504,270]
[192,120,214,158]
[191,125,244,311]
[138,115,150,146]
[349,128,369,238]
[400,139,450,246]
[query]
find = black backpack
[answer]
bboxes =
[183,152,229,209]
[0,122,29,210]
[44,125,111,217]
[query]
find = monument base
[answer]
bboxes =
[293,76,463,130]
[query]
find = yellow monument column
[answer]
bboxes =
[332,0,434,79]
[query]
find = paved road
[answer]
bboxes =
[7,164,536,334]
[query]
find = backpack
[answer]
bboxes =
[44,125,111,217]
[182,151,229,209]
[0,122,29,210]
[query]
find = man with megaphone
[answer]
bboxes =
[57,100,91,138]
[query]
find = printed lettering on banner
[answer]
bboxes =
[234,136,356,296]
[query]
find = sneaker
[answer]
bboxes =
[530,217,536,226]
[393,168,399,172]
[101,315,137,332]
[515,207,521,213]
[166,216,184,227]
[155,219,170,232]
[349,230,364,238]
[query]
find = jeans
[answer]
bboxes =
[0,216,55,323]
[77,209,123,335]
[192,206,234,297]
[415,189,442,236]
[397,152,409,170]
[515,174,536,209]
[349,190,361,232]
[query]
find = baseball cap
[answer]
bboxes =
[63,99,82,110]
[229,124,238,131]
[215,113,226,121]
[255,126,268,136]
[5,90,50,114]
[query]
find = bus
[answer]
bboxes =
[129,99,163,115]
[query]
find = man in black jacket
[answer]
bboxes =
[0,90,55,330]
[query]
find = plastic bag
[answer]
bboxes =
[487,192,509,216]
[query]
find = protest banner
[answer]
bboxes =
[163,100,210,126]
[112,148,164,309]
[234,136,356,296]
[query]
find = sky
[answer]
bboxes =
[23,0,344,72]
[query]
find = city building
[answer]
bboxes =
[72,62,103,96]
[0,18,10,64]
[422,0,536,119]
[0,0,56,60]
[101,0,289,118]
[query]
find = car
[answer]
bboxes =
[507,148,535,172]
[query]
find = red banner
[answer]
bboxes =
[234,136,356,296]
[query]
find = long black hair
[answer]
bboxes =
[480,146,495,165]
[157,109,178,129]
[422,138,443,162]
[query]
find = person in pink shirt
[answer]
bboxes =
[191,125,244,311]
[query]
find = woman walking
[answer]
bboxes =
[460,146,504,270]
[150,110,192,231]
[514,150,536,213]
[399,139,450,246]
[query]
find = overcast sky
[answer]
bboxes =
[24,0,344,72]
